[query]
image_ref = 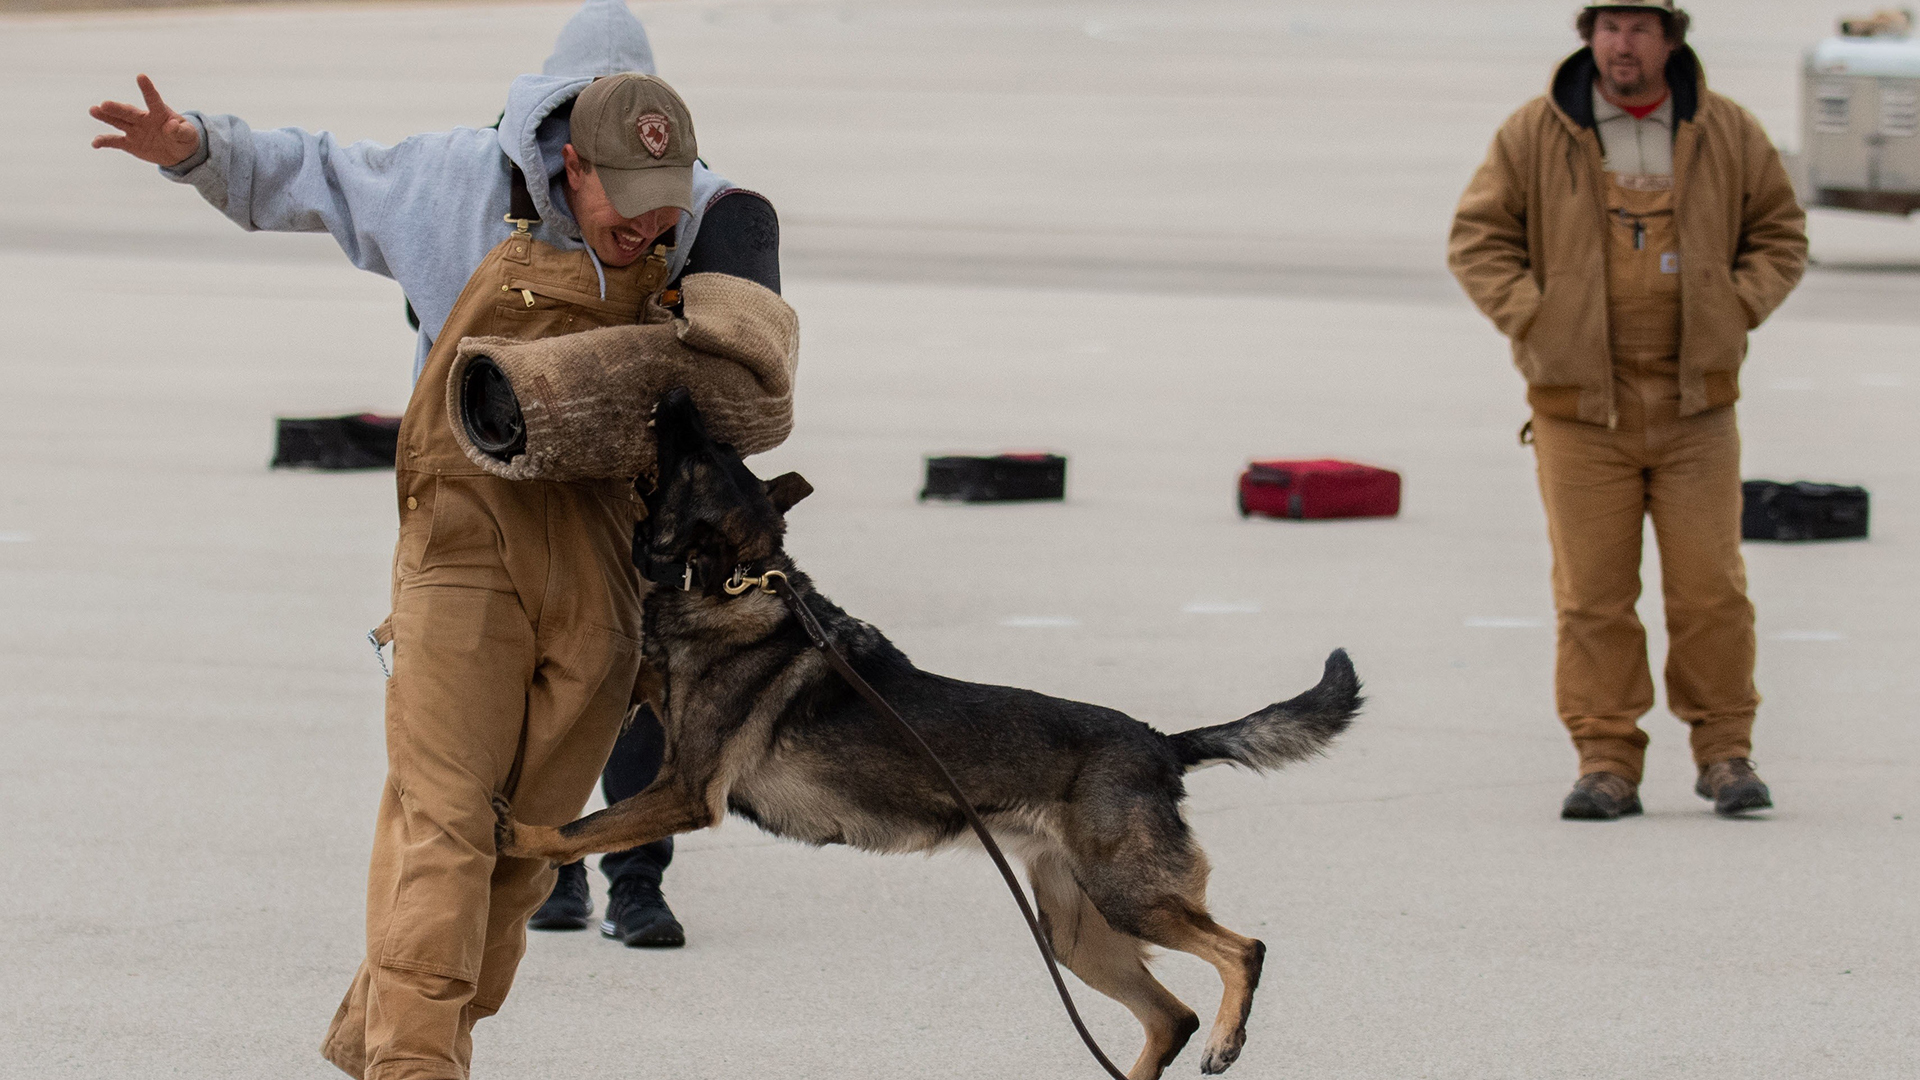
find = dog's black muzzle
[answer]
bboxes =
[631,516,693,591]
[632,539,679,590]
[633,525,763,598]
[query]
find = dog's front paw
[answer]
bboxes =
[493,797,573,863]
[492,795,522,855]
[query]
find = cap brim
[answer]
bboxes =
[599,164,695,219]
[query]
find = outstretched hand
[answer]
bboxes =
[90,74,200,167]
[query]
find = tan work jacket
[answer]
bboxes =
[1448,46,1808,426]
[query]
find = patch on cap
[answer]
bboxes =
[636,113,671,158]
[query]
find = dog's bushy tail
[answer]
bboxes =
[1168,649,1361,773]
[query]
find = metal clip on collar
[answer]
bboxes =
[723,568,787,596]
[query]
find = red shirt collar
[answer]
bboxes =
[1620,93,1668,121]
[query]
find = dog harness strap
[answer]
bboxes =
[767,576,1130,1080]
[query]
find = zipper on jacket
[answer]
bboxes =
[1581,128,1620,429]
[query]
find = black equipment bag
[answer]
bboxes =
[920,454,1066,502]
[272,414,403,470]
[1741,480,1869,541]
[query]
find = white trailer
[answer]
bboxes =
[1798,25,1920,215]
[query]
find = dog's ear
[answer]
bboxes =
[763,472,813,513]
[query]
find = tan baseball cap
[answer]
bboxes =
[570,73,698,219]
[1584,0,1675,11]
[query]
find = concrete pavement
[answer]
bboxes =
[2,2,1916,1078]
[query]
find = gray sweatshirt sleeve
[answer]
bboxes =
[161,110,415,279]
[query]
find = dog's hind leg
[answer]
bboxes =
[1066,813,1265,1076]
[1027,852,1200,1080]
[1123,901,1264,1076]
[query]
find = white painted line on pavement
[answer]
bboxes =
[0,532,30,543]
[1770,629,1846,642]
[1464,616,1548,629]
[1000,615,1080,629]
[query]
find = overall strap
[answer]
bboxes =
[507,161,541,228]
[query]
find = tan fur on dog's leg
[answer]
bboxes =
[628,661,667,718]
[1028,854,1199,1080]
[494,770,713,864]
[1132,904,1265,1076]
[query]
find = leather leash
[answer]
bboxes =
[751,571,1131,1080]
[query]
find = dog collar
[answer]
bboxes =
[669,554,779,598]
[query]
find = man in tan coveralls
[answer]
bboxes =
[92,18,794,1073]
[1449,1,1806,820]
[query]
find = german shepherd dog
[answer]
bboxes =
[494,390,1361,1080]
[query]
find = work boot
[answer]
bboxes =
[1696,758,1773,817]
[528,861,592,930]
[1560,772,1642,820]
[601,876,686,948]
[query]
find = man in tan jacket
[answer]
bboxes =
[1449,1,1806,820]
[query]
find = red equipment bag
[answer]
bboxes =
[1238,459,1401,520]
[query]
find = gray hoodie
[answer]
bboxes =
[162,0,732,380]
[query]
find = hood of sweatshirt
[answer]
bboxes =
[497,0,660,232]
[543,0,656,78]
[496,75,590,232]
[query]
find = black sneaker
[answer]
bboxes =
[1696,758,1773,817]
[601,877,686,948]
[1560,772,1643,820]
[528,861,592,930]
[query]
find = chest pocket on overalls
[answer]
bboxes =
[494,279,644,335]
[1605,180,1680,307]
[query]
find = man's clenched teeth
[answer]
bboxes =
[614,228,646,257]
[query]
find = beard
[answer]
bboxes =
[1600,54,1664,101]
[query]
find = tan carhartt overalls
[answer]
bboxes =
[321,218,670,1080]
[1532,173,1758,785]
